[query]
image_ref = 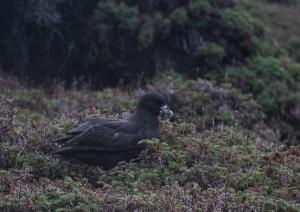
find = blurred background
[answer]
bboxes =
[1,0,296,88]
[1,0,300,142]
[1,0,300,210]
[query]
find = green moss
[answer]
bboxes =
[223,8,255,34]
[187,0,212,18]
[194,42,226,60]
[225,56,293,114]
[249,56,286,81]
[169,7,188,26]
[215,111,237,126]
[96,2,139,31]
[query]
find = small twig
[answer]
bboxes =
[15,139,28,167]
[0,124,9,138]
[0,124,8,132]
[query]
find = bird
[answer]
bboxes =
[51,92,173,170]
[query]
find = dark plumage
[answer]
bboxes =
[51,92,173,170]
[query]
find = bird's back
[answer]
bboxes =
[51,92,171,169]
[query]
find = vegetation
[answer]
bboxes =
[1,72,300,210]
[0,0,258,87]
[1,0,300,210]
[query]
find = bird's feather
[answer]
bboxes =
[51,92,171,169]
[63,121,141,151]
[67,117,116,135]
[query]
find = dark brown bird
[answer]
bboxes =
[51,92,173,170]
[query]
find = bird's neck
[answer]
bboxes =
[129,108,159,127]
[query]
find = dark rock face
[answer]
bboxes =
[0,0,257,88]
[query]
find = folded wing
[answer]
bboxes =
[67,117,117,135]
[55,120,142,154]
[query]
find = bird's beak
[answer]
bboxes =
[160,105,174,119]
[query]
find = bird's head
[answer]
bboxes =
[137,92,173,119]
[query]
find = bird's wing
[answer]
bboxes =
[64,121,143,152]
[67,117,117,135]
